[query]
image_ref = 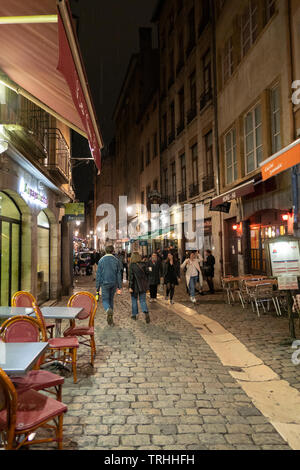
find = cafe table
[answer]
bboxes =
[0,307,34,319]
[40,307,83,337]
[0,342,49,376]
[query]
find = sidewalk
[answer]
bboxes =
[38,276,294,451]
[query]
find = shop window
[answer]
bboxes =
[37,211,50,302]
[0,192,21,306]
[250,222,287,273]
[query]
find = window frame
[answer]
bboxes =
[224,128,237,185]
[244,102,263,175]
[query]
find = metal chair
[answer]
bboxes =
[249,283,280,318]
[64,292,97,366]
[33,303,79,384]
[12,291,55,338]
[0,316,64,401]
[0,367,67,450]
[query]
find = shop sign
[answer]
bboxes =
[278,276,299,291]
[19,178,48,208]
[269,240,300,277]
[261,139,300,182]
[65,203,85,222]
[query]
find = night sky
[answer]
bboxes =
[70,0,158,147]
[69,0,158,202]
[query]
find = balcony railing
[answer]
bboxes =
[202,174,215,192]
[189,183,199,198]
[44,128,70,182]
[187,106,197,124]
[200,88,213,110]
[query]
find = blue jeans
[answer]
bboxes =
[131,292,148,317]
[101,285,117,312]
[189,276,198,298]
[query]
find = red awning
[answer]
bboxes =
[261,139,300,181]
[0,0,102,171]
[210,180,255,209]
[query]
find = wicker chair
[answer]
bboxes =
[0,367,67,450]
[64,292,97,366]
[0,316,64,401]
[12,291,55,338]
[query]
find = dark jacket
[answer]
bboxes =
[163,260,180,285]
[204,255,215,278]
[147,260,163,286]
[129,262,149,297]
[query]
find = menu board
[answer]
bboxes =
[278,276,299,291]
[269,241,300,277]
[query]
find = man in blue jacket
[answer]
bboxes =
[96,245,123,326]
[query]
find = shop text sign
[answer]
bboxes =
[65,203,85,222]
[19,178,48,208]
[270,241,300,277]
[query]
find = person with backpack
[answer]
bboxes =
[129,252,150,323]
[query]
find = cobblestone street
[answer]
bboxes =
[39,277,299,451]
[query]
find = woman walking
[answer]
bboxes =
[163,252,180,305]
[181,251,203,304]
[129,252,150,323]
[147,253,163,302]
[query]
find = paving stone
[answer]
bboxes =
[121,435,151,447]
[152,435,176,446]
[252,434,287,446]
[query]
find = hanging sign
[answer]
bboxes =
[65,203,85,222]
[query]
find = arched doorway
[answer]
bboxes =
[0,192,21,306]
[37,210,50,302]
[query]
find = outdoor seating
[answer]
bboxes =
[247,283,280,318]
[33,303,79,384]
[0,316,64,401]
[12,291,55,338]
[222,278,236,305]
[0,367,67,450]
[64,292,97,366]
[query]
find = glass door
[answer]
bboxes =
[0,192,21,306]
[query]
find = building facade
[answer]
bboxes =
[0,82,75,305]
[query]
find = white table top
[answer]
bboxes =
[0,307,34,318]
[40,307,83,320]
[0,342,48,376]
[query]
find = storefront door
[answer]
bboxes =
[0,192,21,306]
[250,223,287,274]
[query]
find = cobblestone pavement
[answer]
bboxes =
[36,277,293,451]
[175,282,300,393]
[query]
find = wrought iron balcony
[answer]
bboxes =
[44,128,71,183]
[189,183,199,198]
[202,174,215,192]
[200,88,213,110]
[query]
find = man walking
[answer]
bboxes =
[96,245,122,326]
[147,253,163,302]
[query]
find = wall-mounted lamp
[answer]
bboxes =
[0,140,8,155]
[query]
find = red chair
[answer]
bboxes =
[0,316,64,401]
[0,367,67,450]
[64,292,97,366]
[33,303,79,384]
[12,291,55,338]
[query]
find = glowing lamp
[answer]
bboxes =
[232,225,238,231]
[282,214,289,222]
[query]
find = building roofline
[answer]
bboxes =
[112,54,139,121]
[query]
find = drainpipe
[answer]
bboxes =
[210,0,224,277]
[287,0,299,236]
